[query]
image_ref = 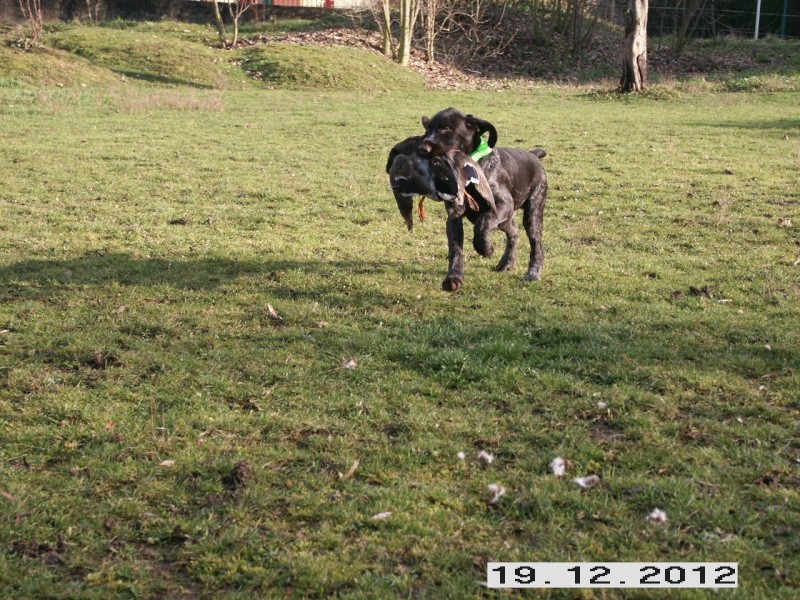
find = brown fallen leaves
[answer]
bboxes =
[222,460,252,492]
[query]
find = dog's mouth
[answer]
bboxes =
[418,140,445,158]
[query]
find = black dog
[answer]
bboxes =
[417,107,548,291]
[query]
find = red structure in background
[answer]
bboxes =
[193,0,337,9]
[270,0,334,6]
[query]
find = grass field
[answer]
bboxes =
[1,21,799,599]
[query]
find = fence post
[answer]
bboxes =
[754,0,761,39]
[780,0,790,38]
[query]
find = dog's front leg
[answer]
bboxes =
[442,207,465,292]
[472,212,496,258]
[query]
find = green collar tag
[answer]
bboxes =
[470,137,492,161]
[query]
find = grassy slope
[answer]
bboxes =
[0,44,121,87]
[1,21,423,93]
[0,23,799,600]
[240,44,424,92]
[45,26,251,89]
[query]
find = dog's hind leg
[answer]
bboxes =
[522,179,547,281]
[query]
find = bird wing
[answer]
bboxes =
[461,157,496,214]
[388,155,417,230]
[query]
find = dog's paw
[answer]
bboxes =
[495,259,516,272]
[442,276,463,292]
[473,238,493,258]
[523,270,541,282]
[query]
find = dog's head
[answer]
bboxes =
[418,108,498,158]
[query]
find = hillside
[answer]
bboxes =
[1,17,799,91]
[0,20,423,92]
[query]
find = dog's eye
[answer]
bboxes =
[438,127,451,134]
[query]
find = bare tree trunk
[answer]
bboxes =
[380,0,393,57]
[369,0,394,58]
[227,3,238,48]
[211,0,228,48]
[399,0,413,66]
[398,0,421,66]
[423,0,438,63]
[85,0,106,22]
[227,2,251,47]
[619,0,648,93]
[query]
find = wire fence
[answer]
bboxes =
[649,1,799,40]
[2,0,798,39]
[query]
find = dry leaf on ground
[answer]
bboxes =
[338,459,359,480]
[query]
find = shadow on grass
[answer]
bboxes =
[700,118,800,131]
[1,253,259,291]
[113,70,216,88]
[379,313,800,393]
[0,251,405,306]
[3,253,797,390]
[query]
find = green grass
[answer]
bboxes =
[0,44,121,87]
[44,26,251,89]
[1,23,799,600]
[2,21,423,93]
[240,43,424,92]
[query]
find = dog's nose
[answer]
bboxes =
[418,141,433,157]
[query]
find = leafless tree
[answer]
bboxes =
[369,0,395,58]
[674,0,708,58]
[85,0,107,23]
[432,0,514,65]
[210,0,228,48]
[369,0,516,67]
[209,0,252,48]
[531,0,600,70]
[619,0,648,92]
[227,0,253,47]
[421,0,438,63]
[17,0,44,46]
[399,0,422,66]
[369,0,420,66]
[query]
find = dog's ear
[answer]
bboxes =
[465,115,498,149]
[421,116,431,130]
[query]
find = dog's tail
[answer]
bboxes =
[530,148,547,160]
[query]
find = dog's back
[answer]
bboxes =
[478,148,547,211]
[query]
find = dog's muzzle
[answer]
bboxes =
[417,140,435,157]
